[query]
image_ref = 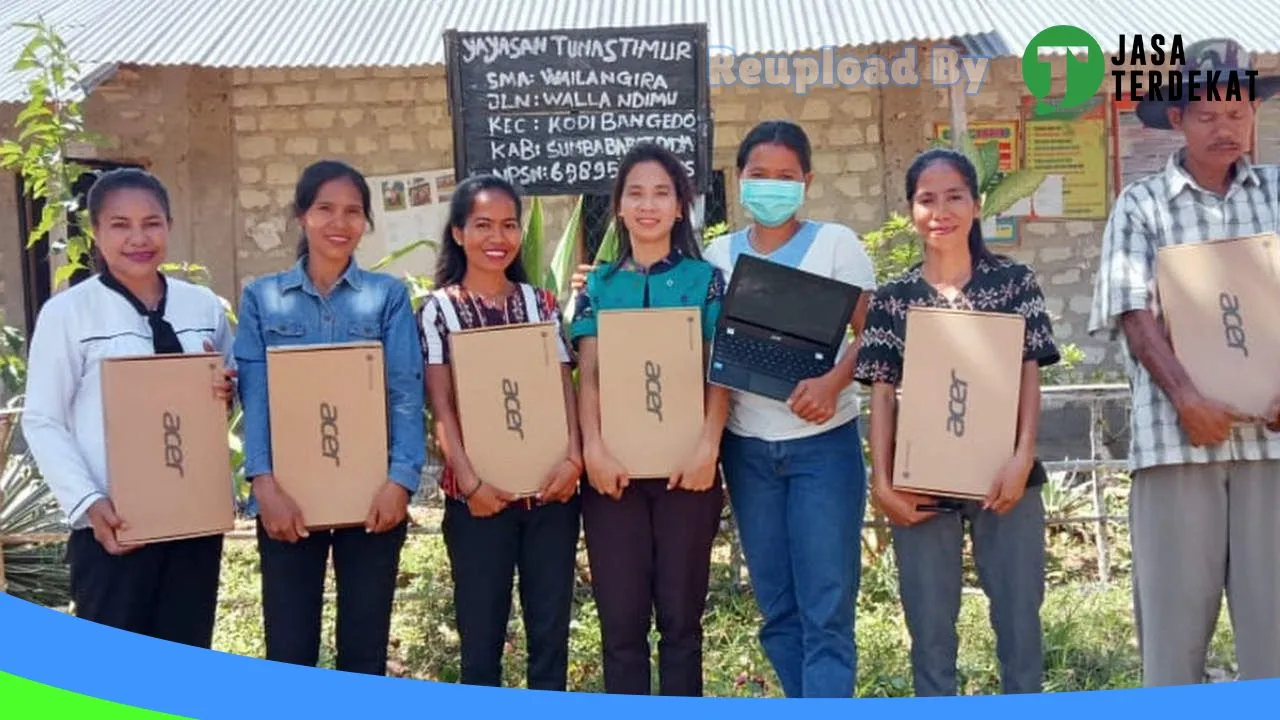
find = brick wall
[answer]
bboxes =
[4,47,1279,378]
[0,65,237,327]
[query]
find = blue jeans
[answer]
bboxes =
[720,420,867,698]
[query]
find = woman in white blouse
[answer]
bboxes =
[22,168,235,648]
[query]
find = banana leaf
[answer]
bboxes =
[371,238,439,273]
[547,196,584,299]
[521,197,546,287]
[982,170,1048,219]
[956,131,984,190]
[594,218,620,264]
[978,141,1001,194]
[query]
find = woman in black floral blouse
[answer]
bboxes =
[852,148,1060,697]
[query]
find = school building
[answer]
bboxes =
[2,0,1279,381]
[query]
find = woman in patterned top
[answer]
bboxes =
[419,174,582,690]
[853,148,1060,697]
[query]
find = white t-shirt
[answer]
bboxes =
[703,219,878,442]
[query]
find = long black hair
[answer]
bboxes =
[433,174,530,288]
[292,160,375,259]
[85,167,173,271]
[904,148,998,265]
[606,141,701,277]
[736,119,813,174]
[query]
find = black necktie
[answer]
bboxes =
[99,271,184,355]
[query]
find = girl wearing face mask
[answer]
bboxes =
[700,120,878,699]
[234,159,425,675]
[22,168,236,647]
[569,142,731,696]
[853,148,1058,696]
[419,174,582,690]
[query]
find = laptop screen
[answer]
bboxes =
[724,255,860,346]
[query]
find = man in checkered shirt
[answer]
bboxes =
[1089,38,1280,687]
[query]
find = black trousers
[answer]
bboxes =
[582,478,724,696]
[443,495,581,690]
[67,528,224,648]
[256,518,408,675]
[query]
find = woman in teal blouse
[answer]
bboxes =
[570,142,730,696]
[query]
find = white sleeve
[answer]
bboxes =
[19,298,102,525]
[829,224,878,291]
[210,289,236,371]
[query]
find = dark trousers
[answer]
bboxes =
[67,528,223,648]
[582,477,724,696]
[256,518,407,675]
[443,495,581,690]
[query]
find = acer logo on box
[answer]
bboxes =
[946,368,968,438]
[320,402,340,466]
[1220,292,1248,357]
[644,360,663,422]
[163,411,184,477]
[503,378,524,440]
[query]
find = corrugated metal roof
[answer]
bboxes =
[73,0,1003,66]
[2,0,1278,103]
[0,0,1002,99]
[991,0,1280,56]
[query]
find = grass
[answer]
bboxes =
[207,507,1242,697]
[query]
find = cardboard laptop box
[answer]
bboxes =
[598,308,705,478]
[1155,232,1280,419]
[449,322,569,497]
[892,307,1025,500]
[267,342,388,529]
[101,352,234,544]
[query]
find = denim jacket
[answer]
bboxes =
[233,257,426,504]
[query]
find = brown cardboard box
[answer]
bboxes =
[1155,233,1280,419]
[892,307,1025,500]
[449,323,569,497]
[598,308,705,478]
[101,353,234,544]
[267,342,388,529]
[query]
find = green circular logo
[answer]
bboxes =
[1022,25,1105,117]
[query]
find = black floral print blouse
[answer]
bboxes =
[853,255,1061,388]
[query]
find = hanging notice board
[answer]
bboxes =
[443,24,712,196]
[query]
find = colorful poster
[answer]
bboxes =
[1024,117,1109,219]
[934,121,1021,171]
[357,168,456,279]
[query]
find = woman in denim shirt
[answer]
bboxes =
[233,159,425,675]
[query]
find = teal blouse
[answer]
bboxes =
[569,249,726,345]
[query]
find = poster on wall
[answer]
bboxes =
[1022,101,1109,220]
[355,167,456,279]
[933,121,1022,171]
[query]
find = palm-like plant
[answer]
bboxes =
[0,399,70,608]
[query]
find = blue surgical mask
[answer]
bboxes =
[739,179,805,227]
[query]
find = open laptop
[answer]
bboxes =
[708,253,862,402]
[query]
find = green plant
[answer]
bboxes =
[0,18,107,287]
[1,405,70,608]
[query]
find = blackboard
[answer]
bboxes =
[444,24,712,196]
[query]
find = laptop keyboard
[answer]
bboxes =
[715,331,831,381]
